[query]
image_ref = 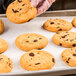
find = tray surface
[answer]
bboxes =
[0,16,76,75]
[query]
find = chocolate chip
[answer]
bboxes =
[50,22,54,24]
[60,43,62,46]
[33,40,38,42]
[20,8,22,10]
[12,9,19,13]
[73,54,76,56]
[58,29,62,31]
[72,44,76,47]
[9,63,11,67]
[26,41,29,43]
[17,0,22,3]
[39,38,42,40]
[66,61,69,63]
[27,19,32,22]
[22,4,25,6]
[29,53,34,56]
[68,57,71,61]
[52,58,55,63]
[0,58,3,60]
[35,63,40,65]
[62,35,67,38]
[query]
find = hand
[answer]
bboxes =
[30,0,55,15]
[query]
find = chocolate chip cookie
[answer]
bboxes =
[0,54,13,73]
[52,31,76,48]
[43,19,72,32]
[62,47,76,67]
[15,33,48,51]
[6,0,37,24]
[20,50,55,71]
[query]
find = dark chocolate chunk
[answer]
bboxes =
[22,4,25,6]
[20,8,22,10]
[73,54,76,56]
[29,53,34,56]
[60,43,62,46]
[35,63,40,65]
[0,58,3,60]
[33,40,38,42]
[12,9,19,13]
[50,22,54,24]
[52,58,55,63]
[66,61,69,63]
[26,41,29,43]
[68,57,71,61]
[58,29,62,31]
[17,0,22,3]
[39,38,42,40]
[61,35,67,38]
[72,44,76,47]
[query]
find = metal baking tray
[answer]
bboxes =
[0,10,76,76]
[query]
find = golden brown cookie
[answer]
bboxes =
[72,18,76,27]
[0,19,4,34]
[6,0,37,24]
[52,31,76,48]
[20,50,55,71]
[0,54,13,73]
[15,33,48,51]
[61,47,76,67]
[43,19,72,32]
[0,39,8,53]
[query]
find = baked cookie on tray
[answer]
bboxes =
[52,31,76,48]
[0,55,13,73]
[15,33,48,51]
[6,0,37,24]
[61,47,76,67]
[72,18,76,27]
[0,19,4,34]
[0,39,8,53]
[20,50,55,71]
[43,19,72,32]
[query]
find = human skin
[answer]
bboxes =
[30,0,55,15]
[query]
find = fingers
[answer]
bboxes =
[30,0,55,16]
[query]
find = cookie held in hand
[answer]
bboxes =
[6,0,37,24]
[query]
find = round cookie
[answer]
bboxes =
[52,31,76,48]
[0,54,13,73]
[0,39,8,53]
[72,18,76,27]
[61,47,76,67]
[6,0,37,24]
[0,19,4,34]
[15,33,48,51]
[43,19,72,32]
[20,50,55,71]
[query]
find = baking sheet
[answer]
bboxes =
[0,16,76,75]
